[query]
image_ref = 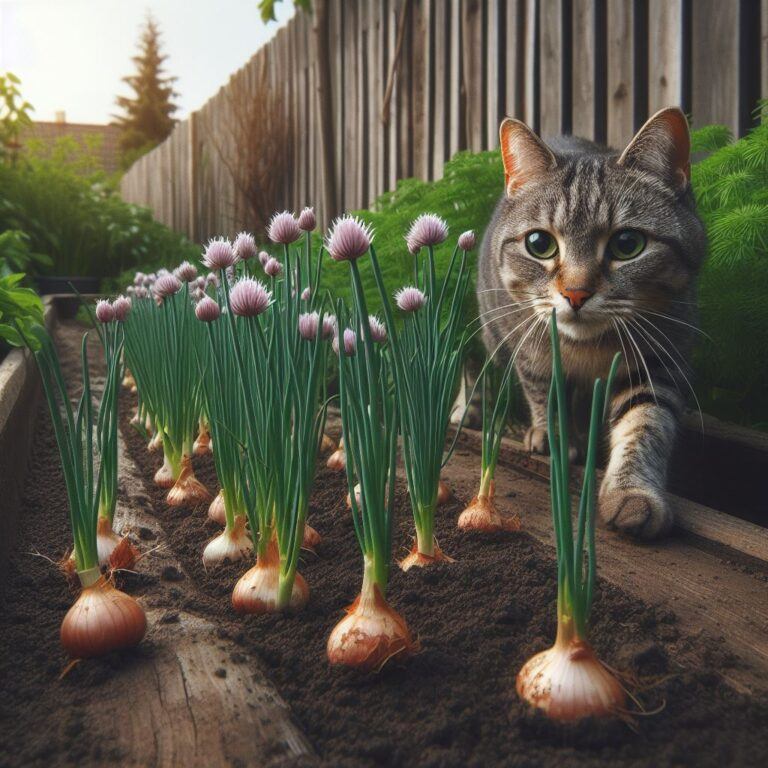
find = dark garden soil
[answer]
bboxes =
[2,321,768,767]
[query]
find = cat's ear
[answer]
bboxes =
[618,107,691,190]
[499,118,556,195]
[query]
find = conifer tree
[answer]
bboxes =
[114,15,178,165]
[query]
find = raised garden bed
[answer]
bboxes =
[1,314,768,767]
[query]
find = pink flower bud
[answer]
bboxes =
[297,207,316,232]
[267,211,301,245]
[333,328,357,356]
[321,314,336,340]
[135,287,148,299]
[126,286,136,296]
[458,230,476,251]
[301,286,311,301]
[203,237,237,269]
[95,299,115,323]
[112,295,131,322]
[229,278,272,317]
[174,261,198,282]
[195,295,221,323]
[405,213,448,253]
[133,272,145,286]
[205,271,220,288]
[264,257,283,277]
[153,274,182,299]
[324,215,374,261]
[298,311,320,340]
[258,251,270,267]
[367,315,387,343]
[233,232,258,261]
[395,286,427,313]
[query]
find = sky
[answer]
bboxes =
[0,0,295,125]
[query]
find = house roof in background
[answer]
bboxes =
[21,120,122,175]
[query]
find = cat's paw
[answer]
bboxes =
[524,426,548,454]
[598,487,673,540]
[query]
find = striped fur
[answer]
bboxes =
[478,109,706,539]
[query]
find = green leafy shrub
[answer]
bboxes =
[0,273,44,349]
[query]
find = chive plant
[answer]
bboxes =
[20,320,146,658]
[124,274,211,506]
[200,220,330,613]
[195,295,252,567]
[369,215,475,569]
[458,356,521,533]
[517,313,625,721]
[325,216,417,670]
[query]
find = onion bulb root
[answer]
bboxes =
[167,455,211,507]
[96,517,139,570]
[517,629,626,721]
[61,568,147,658]
[302,523,321,551]
[320,433,336,454]
[458,481,520,533]
[202,516,252,567]
[148,431,163,453]
[399,539,455,572]
[327,437,345,470]
[232,542,308,614]
[327,574,418,671]
[154,453,176,487]
[193,423,211,455]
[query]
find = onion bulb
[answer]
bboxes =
[517,630,626,721]
[399,540,454,571]
[148,431,163,453]
[208,489,227,525]
[193,423,212,455]
[327,437,345,470]
[202,516,252,566]
[436,479,452,506]
[302,523,321,551]
[458,480,520,533]
[167,455,212,507]
[129,407,142,428]
[122,369,136,390]
[154,454,176,487]
[327,576,418,671]
[61,568,147,658]
[320,433,336,454]
[345,483,362,508]
[232,541,308,614]
[96,517,139,570]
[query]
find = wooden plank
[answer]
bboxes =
[648,0,683,115]
[572,0,596,138]
[462,0,484,151]
[606,0,634,148]
[539,0,564,137]
[522,0,537,127]
[504,0,524,121]
[691,0,739,134]
[486,0,500,149]
[431,0,447,177]
[448,0,462,155]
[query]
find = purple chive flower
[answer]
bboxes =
[258,250,270,267]
[264,257,283,277]
[267,211,301,245]
[157,268,170,278]
[367,315,387,343]
[298,206,316,232]
[194,276,206,290]
[174,261,198,282]
[126,285,136,296]
[233,232,258,261]
[143,274,154,287]
[195,295,221,323]
[395,285,427,313]
[298,311,320,340]
[229,278,272,317]
[333,328,357,356]
[153,274,182,300]
[324,215,374,262]
[112,295,131,322]
[405,213,449,253]
[203,237,237,270]
[133,272,145,286]
[193,287,205,301]
[321,314,336,340]
[95,299,115,323]
[205,271,220,288]
[458,230,476,251]
[301,286,311,302]
[135,287,148,299]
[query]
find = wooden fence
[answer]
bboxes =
[120,0,768,242]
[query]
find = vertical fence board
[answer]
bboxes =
[462,0,484,151]
[539,0,564,137]
[572,0,597,139]
[647,0,683,116]
[606,0,634,147]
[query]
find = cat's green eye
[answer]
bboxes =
[524,230,558,259]
[608,229,646,260]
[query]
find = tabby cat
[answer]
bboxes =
[477,108,706,539]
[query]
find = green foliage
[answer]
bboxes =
[0,72,33,161]
[690,118,768,428]
[258,0,312,23]
[0,272,44,348]
[114,15,179,163]
[0,229,51,277]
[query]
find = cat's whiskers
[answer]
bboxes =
[473,300,548,336]
[469,305,542,348]
[634,308,712,341]
[632,313,694,373]
[617,318,658,404]
[471,298,541,325]
[611,318,636,404]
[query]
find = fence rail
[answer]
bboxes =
[120,0,768,241]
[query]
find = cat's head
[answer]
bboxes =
[487,108,706,341]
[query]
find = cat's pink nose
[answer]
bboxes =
[561,288,593,311]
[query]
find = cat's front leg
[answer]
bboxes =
[518,368,549,454]
[599,387,682,539]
